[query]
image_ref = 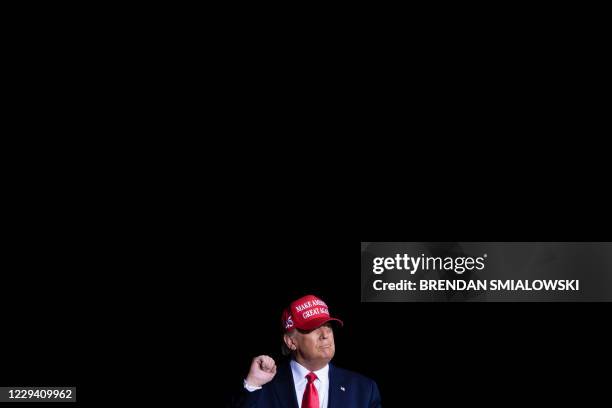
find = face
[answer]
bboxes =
[286,322,335,368]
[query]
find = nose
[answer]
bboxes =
[319,326,331,339]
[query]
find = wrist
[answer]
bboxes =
[244,378,263,392]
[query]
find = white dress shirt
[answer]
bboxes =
[290,359,329,408]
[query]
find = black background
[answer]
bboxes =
[4,150,611,407]
[220,191,612,406]
[5,129,610,407]
[2,174,89,406]
[4,7,611,405]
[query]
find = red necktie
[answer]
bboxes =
[302,372,319,408]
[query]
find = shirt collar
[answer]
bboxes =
[290,359,329,383]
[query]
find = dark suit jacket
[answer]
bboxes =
[231,361,382,408]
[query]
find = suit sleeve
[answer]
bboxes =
[369,379,382,408]
[229,384,262,408]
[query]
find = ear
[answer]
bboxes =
[283,333,297,350]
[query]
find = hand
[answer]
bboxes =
[245,355,277,387]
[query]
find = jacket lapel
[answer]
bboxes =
[328,363,347,408]
[271,362,299,408]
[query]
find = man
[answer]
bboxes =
[232,294,382,408]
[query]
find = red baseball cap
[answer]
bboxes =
[281,294,344,332]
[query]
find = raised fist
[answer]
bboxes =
[245,355,277,387]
